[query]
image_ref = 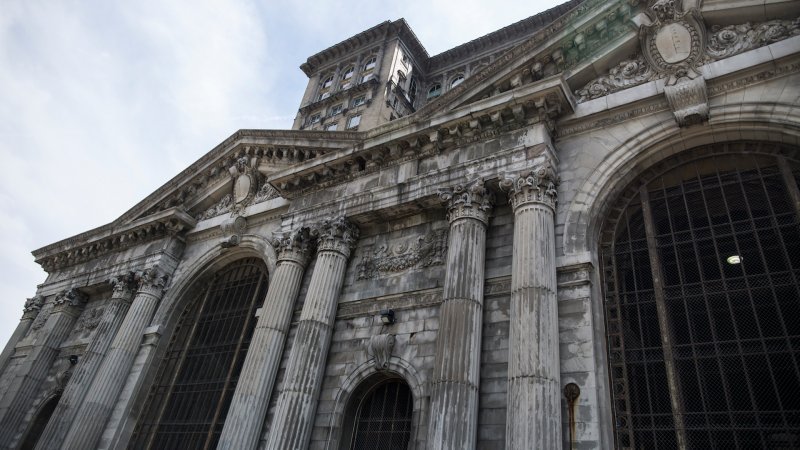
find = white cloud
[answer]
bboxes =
[0,0,567,346]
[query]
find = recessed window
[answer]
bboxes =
[326,122,338,131]
[340,82,352,91]
[329,104,343,116]
[318,91,330,101]
[363,56,377,71]
[427,83,442,99]
[360,73,374,83]
[343,66,354,80]
[397,70,406,84]
[351,95,366,107]
[309,113,321,124]
[450,74,465,88]
[321,75,333,89]
[347,114,361,129]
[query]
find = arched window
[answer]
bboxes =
[343,378,413,450]
[19,395,60,450]
[427,83,441,99]
[449,74,464,88]
[130,258,269,450]
[363,56,377,72]
[321,75,334,89]
[601,146,800,449]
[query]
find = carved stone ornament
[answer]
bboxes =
[76,307,104,332]
[640,0,706,84]
[137,266,169,296]
[575,53,656,102]
[23,295,44,314]
[664,76,709,126]
[53,288,89,311]
[253,181,280,204]
[31,306,49,330]
[110,271,138,300]
[197,194,233,221]
[313,217,360,257]
[196,155,264,221]
[356,229,448,280]
[271,227,315,266]
[706,18,800,60]
[366,334,395,370]
[499,164,559,211]
[220,215,247,248]
[439,178,494,225]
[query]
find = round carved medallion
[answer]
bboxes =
[234,173,252,204]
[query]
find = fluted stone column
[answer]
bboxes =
[0,296,44,375]
[217,227,314,450]
[61,266,170,450]
[265,217,358,450]
[34,273,138,450]
[427,178,493,450]
[0,289,87,447]
[501,166,561,450]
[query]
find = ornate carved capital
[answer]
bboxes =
[313,217,359,258]
[366,334,395,370]
[110,271,138,301]
[500,164,559,211]
[439,178,494,225]
[53,288,88,312]
[22,295,44,319]
[136,266,169,298]
[271,227,315,266]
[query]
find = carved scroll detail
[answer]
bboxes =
[356,229,448,280]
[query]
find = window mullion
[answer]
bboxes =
[639,186,688,450]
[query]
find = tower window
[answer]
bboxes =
[427,83,441,99]
[449,74,464,88]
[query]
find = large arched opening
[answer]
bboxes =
[600,142,800,448]
[129,257,269,449]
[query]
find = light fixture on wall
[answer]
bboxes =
[727,255,742,265]
[380,309,395,325]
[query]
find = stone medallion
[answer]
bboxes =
[640,0,706,83]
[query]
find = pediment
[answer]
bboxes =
[416,0,638,121]
[33,129,362,271]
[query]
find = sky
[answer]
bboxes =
[0,0,566,346]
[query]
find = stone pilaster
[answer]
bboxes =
[217,227,315,450]
[60,266,170,450]
[427,178,493,450]
[0,289,87,447]
[0,296,44,375]
[265,217,358,450]
[34,273,138,450]
[500,165,561,450]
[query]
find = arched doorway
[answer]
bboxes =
[601,145,800,449]
[129,257,268,450]
[341,377,414,450]
[19,395,60,450]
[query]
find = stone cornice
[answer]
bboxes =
[269,77,573,199]
[32,208,196,273]
[300,19,429,76]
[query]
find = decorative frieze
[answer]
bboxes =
[366,334,395,370]
[197,194,233,220]
[439,178,494,225]
[576,15,800,102]
[706,18,800,60]
[356,229,447,280]
[76,307,104,332]
[500,165,559,211]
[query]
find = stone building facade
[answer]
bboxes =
[1,0,800,449]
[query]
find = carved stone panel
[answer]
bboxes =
[356,229,448,280]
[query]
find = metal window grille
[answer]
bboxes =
[129,258,268,450]
[350,380,413,450]
[603,154,800,449]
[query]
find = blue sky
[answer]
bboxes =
[0,0,565,345]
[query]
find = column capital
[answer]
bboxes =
[136,266,169,298]
[110,271,138,302]
[52,288,88,313]
[22,295,44,319]
[439,177,494,225]
[271,227,315,266]
[499,164,559,211]
[313,217,359,258]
